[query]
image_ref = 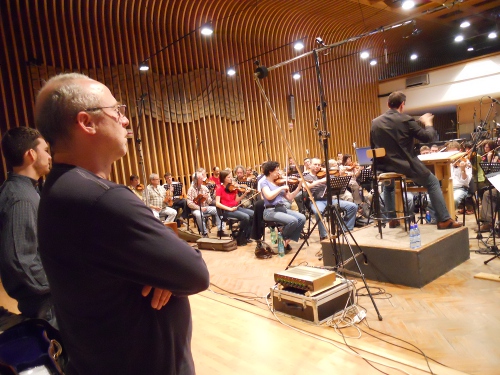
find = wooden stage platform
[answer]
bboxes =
[322,224,470,288]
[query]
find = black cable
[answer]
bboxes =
[356,286,393,299]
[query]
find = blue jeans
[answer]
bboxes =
[225,207,254,239]
[426,186,468,222]
[191,206,221,234]
[309,198,357,238]
[263,207,306,242]
[384,173,450,222]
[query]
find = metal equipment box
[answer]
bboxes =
[271,279,355,325]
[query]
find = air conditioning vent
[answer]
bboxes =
[405,73,429,88]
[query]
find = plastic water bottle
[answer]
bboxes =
[270,227,277,244]
[425,211,431,224]
[277,232,285,257]
[409,224,416,249]
[414,224,421,248]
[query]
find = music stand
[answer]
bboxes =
[171,182,183,198]
[483,171,500,264]
[479,163,500,175]
[329,176,351,202]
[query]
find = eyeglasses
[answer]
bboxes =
[85,104,127,117]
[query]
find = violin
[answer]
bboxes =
[136,183,144,191]
[193,193,207,206]
[225,183,249,193]
[163,189,174,207]
[274,177,301,186]
[316,169,339,179]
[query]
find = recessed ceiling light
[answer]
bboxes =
[402,1,415,10]
[410,54,418,60]
[454,35,464,42]
[370,60,377,66]
[488,32,497,39]
[200,23,214,36]
[460,21,470,28]
[292,72,301,80]
[360,51,369,59]
[227,68,236,76]
[467,47,474,52]
[294,41,304,50]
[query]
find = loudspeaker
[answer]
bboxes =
[287,94,296,120]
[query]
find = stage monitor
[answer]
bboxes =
[355,146,372,166]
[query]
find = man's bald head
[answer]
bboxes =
[35,73,102,148]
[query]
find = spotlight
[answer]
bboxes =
[454,35,464,42]
[200,23,213,36]
[369,59,377,66]
[294,40,304,50]
[402,1,415,10]
[488,32,497,39]
[460,21,470,28]
[139,63,149,71]
[292,72,301,80]
[360,51,369,59]
[467,47,474,52]
[227,68,236,76]
[410,53,418,60]
[315,37,325,46]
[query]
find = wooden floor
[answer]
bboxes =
[1,214,499,374]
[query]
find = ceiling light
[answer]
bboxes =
[360,51,369,59]
[454,35,464,42]
[294,40,304,50]
[200,23,213,36]
[410,54,418,60]
[369,60,377,66]
[292,72,301,80]
[467,47,474,52]
[402,1,415,10]
[139,63,149,71]
[488,32,497,39]
[227,68,236,76]
[460,21,470,28]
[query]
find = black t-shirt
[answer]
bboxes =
[38,164,209,375]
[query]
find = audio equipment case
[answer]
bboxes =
[270,280,355,325]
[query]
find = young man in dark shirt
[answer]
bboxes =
[0,127,56,326]
[35,73,210,374]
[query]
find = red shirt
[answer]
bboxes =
[216,185,237,207]
[209,175,221,186]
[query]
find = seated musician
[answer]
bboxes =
[475,141,500,232]
[336,152,343,166]
[127,174,144,199]
[234,165,254,208]
[260,161,306,252]
[287,157,298,174]
[304,158,358,240]
[143,173,177,222]
[430,144,439,153]
[216,169,254,245]
[209,166,221,187]
[164,172,188,226]
[481,140,499,163]
[339,154,363,204]
[246,166,257,181]
[329,159,354,203]
[303,158,312,174]
[426,141,472,222]
[420,145,431,155]
[187,169,223,237]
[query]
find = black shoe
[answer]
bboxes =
[246,238,254,243]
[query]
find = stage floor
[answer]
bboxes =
[322,223,470,288]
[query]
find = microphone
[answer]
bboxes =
[258,139,264,146]
[314,118,319,129]
[487,96,499,104]
[315,37,325,46]
[137,93,148,101]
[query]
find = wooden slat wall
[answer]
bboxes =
[0,0,383,185]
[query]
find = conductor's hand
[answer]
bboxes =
[142,285,172,310]
[419,113,434,127]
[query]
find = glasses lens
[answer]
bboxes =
[118,105,126,116]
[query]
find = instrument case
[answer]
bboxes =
[271,280,355,325]
[197,237,237,251]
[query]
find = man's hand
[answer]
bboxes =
[419,113,434,127]
[142,285,172,310]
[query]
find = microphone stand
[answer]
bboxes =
[135,94,149,207]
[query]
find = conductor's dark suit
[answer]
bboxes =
[370,108,436,179]
[370,108,451,222]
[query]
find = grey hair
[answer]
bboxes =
[149,173,158,181]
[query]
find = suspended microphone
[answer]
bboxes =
[255,66,268,79]
[137,93,148,101]
[314,118,319,129]
[258,139,265,146]
[487,96,499,104]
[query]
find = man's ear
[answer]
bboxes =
[24,148,37,164]
[76,111,96,134]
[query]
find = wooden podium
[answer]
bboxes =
[411,151,465,220]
